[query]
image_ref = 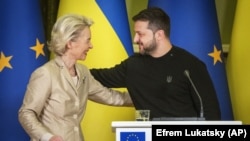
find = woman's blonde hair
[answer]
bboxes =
[48,14,93,56]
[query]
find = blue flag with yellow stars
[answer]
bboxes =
[0,0,48,140]
[120,132,145,141]
[148,0,233,120]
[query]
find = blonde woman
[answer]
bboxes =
[18,14,133,141]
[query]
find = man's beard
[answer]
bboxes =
[140,38,157,55]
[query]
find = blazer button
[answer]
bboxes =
[74,127,79,132]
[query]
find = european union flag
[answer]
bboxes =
[120,132,145,141]
[148,0,233,120]
[0,0,48,140]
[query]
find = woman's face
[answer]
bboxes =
[68,27,93,61]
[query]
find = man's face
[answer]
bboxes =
[133,21,157,55]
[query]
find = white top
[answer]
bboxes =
[111,121,243,132]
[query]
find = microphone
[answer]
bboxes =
[184,69,205,120]
[151,70,206,121]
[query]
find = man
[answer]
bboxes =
[90,7,221,120]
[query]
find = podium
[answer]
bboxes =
[112,121,242,141]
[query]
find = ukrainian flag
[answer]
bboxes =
[58,0,135,140]
[0,0,48,140]
[226,0,250,124]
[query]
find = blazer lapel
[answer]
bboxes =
[54,57,79,95]
[75,63,86,90]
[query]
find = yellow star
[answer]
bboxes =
[208,45,222,65]
[30,38,45,59]
[0,52,13,72]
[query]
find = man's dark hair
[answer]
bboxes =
[132,7,170,37]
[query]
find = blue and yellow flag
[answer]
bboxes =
[148,0,233,120]
[226,0,250,124]
[58,0,134,140]
[0,0,48,140]
[120,132,145,141]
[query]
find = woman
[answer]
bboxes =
[18,14,133,141]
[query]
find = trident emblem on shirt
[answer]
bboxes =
[166,76,172,83]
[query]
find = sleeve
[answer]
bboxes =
[189,60,221,120]
[18,67,54,140]
[90,60,128,88]
[41,133,53,141]
[85,67,133,106]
